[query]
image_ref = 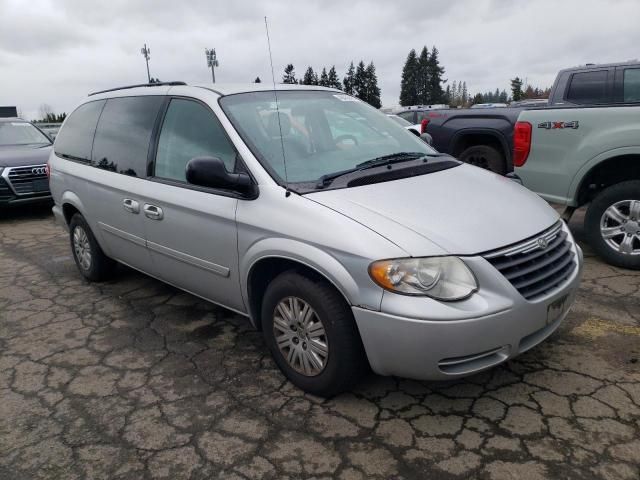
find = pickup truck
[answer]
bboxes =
[514,62,640,269]
[397,61,640,176]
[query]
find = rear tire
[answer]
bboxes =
[459,145,506,174]
[261,271,368,397]
[69,213,116,281]
[585,181,640,270]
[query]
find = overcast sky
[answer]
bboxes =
[1,0,639,119]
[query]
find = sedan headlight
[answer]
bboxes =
[369,257,478,301]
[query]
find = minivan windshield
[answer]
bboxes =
[0,121,51,147]
[219,90,438,186]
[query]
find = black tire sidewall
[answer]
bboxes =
[261,272,365,396]
[69,214,113,281]
[459,145,506,175]
[585,180,640,270]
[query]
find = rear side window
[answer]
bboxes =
[623,68,640,102]
[154,98,237,182]
[54,100,105,162]
[92,96,164,177]
[398,111,414,123]
[566,70,608,104]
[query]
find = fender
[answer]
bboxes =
[241,238,369,316]
[60,190,111,255]
[568,145,640,206]
[449,127,511,161]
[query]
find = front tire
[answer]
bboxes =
[69,213,116,281]
[261,271,368,397]
[459,145,506,174]
[585,181,640,270]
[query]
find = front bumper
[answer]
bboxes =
[0,173,51,207]
[353,242,583,381]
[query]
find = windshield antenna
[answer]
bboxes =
[264,16,290,197]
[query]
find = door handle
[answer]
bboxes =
[143,204,164,220]
[123,198,139,214]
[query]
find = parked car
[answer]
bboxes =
[398,61,640,175]
[514,63,640,269]
[0,117,53,208]
[49,82,583,396]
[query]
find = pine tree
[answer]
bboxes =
[302,66,318,85]
[364,62,381,108]
[319,67,329,87]
[461,81,468,107]
[451,81,457,106]
[353,61,367,101]
[416,46,431,104]
[499,90,508,103]
[444,84,451,105]
[494,88,500,102]
[399,49,419,106]
[328,66,341,90]
[510,77,523,101]
[283,64,297,84]
[427,46,445,104]
[254,77,261,83]
[343,62,356,95]
[472,93,484,105]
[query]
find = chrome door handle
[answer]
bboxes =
[143,204,164,220]
[123,198,139,214]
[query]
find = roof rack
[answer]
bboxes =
[88,81,187,97]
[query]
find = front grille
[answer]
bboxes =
[6,165,49,195]
[483,222,576,301]
[0,177,12,200]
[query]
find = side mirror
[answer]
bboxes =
[186,156,254,194]
[420,133,433,145]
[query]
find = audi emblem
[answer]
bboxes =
[32,167,47,175]
[537,237,549,249]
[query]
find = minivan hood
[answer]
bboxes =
[306,163,559,256]
[0,144,52,167]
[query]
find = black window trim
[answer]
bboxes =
[147,95,258,200]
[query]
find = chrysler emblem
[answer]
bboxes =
[537,237,549,249]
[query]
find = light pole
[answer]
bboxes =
[141,44,151,83]
[205,48,219,83]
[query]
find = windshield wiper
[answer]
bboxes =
[316,152,437,188]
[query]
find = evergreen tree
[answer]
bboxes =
[451,81,457,105]
[427,46,445,104]
[302,66,318,85]
[510,77,523,101]
[343,62,356,95]
[416,46,431,104]
[494,88,500,102]
[353,61,367,100]
[328,66,341,90]
[254,77,261,83]
[444,84,451,105]
[283,64,297,84]
[319,67,329,87]
[462,82,468,107]
[499,90,508,103]
[399,49,419,106]
[364,62,381,108]
[472,93,484,105]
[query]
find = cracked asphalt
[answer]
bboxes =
[1,205,639,480]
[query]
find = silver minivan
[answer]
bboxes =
[49,83,583,396]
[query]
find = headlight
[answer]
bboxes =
[369,257,478,301]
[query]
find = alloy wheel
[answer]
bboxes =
[73,226,92,270]
[600,199,640,255]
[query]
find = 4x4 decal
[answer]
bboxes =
[538,121,579,130]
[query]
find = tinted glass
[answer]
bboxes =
[623,68,640,102]
[397,111,414,123]
[54,100,105,162]
[220,91,437,184]
[566,70,608,104]
[0,121,51,146]
[155,98,237,182]
[92,96,163,177]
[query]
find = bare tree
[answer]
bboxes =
[38,104,54,121]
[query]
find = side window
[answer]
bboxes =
[154,98,237,182]
[623,68,640,103]
[398,111,414,123]
[54,100,105,162]
[92,96,164,177]
[566,70,608,104]
[415,112,429,123]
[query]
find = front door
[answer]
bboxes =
[142,97,244,312]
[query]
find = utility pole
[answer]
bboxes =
[205,48,219,83]
[141,44,151,83]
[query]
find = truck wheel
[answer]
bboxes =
[69,213,116,281]
[585,181,640,270]
[261,271,368,397]
[459,145,506,175]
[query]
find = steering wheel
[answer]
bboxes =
[334,134,359,147]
